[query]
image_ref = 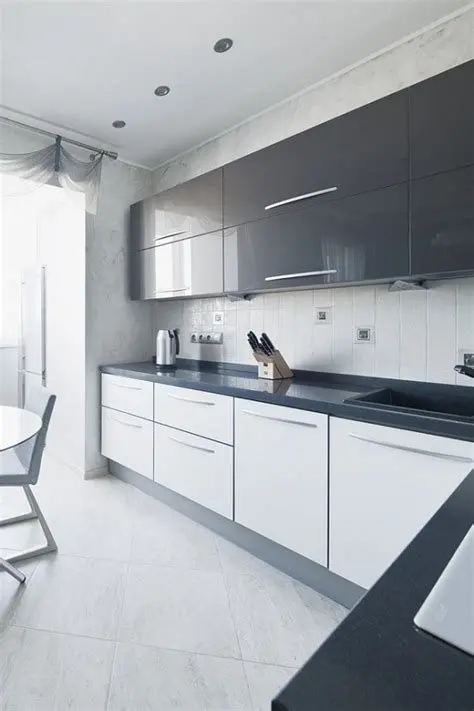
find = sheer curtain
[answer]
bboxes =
[0,136,103,214]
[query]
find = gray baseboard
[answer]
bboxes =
[110,461,365,610]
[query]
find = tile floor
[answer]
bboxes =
[0,453,348,710]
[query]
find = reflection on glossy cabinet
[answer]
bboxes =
[411,166,474,277]
[224,183,409,293]
[131,231,223,300]
[130,169,223,250]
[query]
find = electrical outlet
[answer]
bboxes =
[213,311,224,326]
[464,353,474,366]
[190,332,223,345]
[314,307,332,325]
[355,327,375,344]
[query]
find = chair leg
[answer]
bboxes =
[0,493,37,527]
[6,485,58,565]
[0,558,26,584]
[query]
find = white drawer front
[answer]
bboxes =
[154,384,233,444]
[101,374,153,420]
[101,407,153,480]
[154,423,233,519]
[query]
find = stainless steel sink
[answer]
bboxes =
[346,388,474,421]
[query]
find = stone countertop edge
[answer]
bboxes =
[99,361,474,443]
[273,468,474,711]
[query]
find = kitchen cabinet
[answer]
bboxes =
[131,230,223,300]
[410,165,474,277]
[410,60,474,179]
[329,417,473,589]
[224,183,409,293]
[154,423,233,519]
[223,90,408,228]
[234,399,328,565]
[101,406,154,480]
[130,169,223,250]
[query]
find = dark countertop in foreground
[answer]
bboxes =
[100,360,474,441]
[273,468,474,711]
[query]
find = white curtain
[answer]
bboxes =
[0,137,103,214]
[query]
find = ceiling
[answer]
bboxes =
[1,1,469,169]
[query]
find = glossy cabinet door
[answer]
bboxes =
[410,60,474,179]
[234,399,328,565]
[224,183,409,293]
[130,169,223,250]
[223,90,408,228]
[329,417,473,589]
[410,166,474,277]
[132,231,223,300]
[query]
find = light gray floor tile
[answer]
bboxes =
[0,626,114,710]
[12,555,127,639]
[225,572,343,667]
[108,642,252,711]
[119,564,240,657]
[130,500,221,570]
[294,580,348,629]
[244,662,295,711]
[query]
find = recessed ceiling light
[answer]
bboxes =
[112,120,126,129]
[213,37,233,53]
[154,85,170,97]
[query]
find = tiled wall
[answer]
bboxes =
[154,278,474,387]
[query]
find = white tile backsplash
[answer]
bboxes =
[154,278,474,385]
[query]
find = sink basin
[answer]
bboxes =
[347,388,474,421]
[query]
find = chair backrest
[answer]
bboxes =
[16,386,56,484]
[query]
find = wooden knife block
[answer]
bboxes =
[252,350,293,380]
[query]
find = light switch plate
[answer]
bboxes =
[213,311,224,326]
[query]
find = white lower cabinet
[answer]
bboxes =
[329,417,473,589]
[154,423,233,519]
[234,399,328,565]
[101,406,154,480]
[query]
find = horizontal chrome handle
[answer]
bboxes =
[349,433,473,463]
[154,230,187,242]
[113,383,143,391]
[242,410,318,428]
[265,269,337,282]
[168,393,215,406]
[264,186,338,211]
[169,435,214,454]
[154,287,189,294]
[111,416,143,429]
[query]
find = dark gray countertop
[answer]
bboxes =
[100,360,474,442]
[273,468,474,711]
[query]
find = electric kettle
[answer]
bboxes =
[156,329,180,367]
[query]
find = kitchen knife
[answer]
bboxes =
[259,339,272,356]
[247,331,262,353]
[261,333,275,353]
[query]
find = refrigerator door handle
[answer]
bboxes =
[41,265,47,386]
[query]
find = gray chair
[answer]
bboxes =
[0,387,57,584]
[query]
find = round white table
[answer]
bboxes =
[0,405,42,452]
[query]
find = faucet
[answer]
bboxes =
[454,364,474,378]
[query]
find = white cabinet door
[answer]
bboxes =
[234,399,328,565]
[101,406,154,480]
[329,417,473,589]
[154,423,233,518]
[102,374,154,420]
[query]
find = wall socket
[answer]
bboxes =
[355,326,375,344]
[213,311,224,326]
[464,353,474,366]
[190,331,223,345]
[314,307,332,324]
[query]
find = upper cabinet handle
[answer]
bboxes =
[264,186,338,211]
[154,230,187,242]
[169,435,215,454]
[168,393,215,406]
[154,287,189,294]
[113,383,143,391]
[242,410,318,428]
[265,269,337,282]
[349,433,473,463]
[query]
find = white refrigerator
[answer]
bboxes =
[18,266,47,406]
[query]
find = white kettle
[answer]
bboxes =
[156,329,180,367]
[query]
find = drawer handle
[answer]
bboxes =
[113,383,143,391]
[154,230,187,242]
[349,433,473,463]
[265,269,337,282]
[264,186,338,211]
[111,416,143,429]
[169,435,215,454]
[242,410,318,428]
[168,394,216,406]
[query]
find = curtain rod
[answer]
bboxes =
[0,114,118,160]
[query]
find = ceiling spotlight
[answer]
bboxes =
[112,120,126,129]
[213,37,233,53]
[154,85,170,97]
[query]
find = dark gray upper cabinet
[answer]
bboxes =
[410,165,474,277]
[223,91,408,229]
[130,169,223,251]
[224,183,409,293]
[409,60,474,180]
